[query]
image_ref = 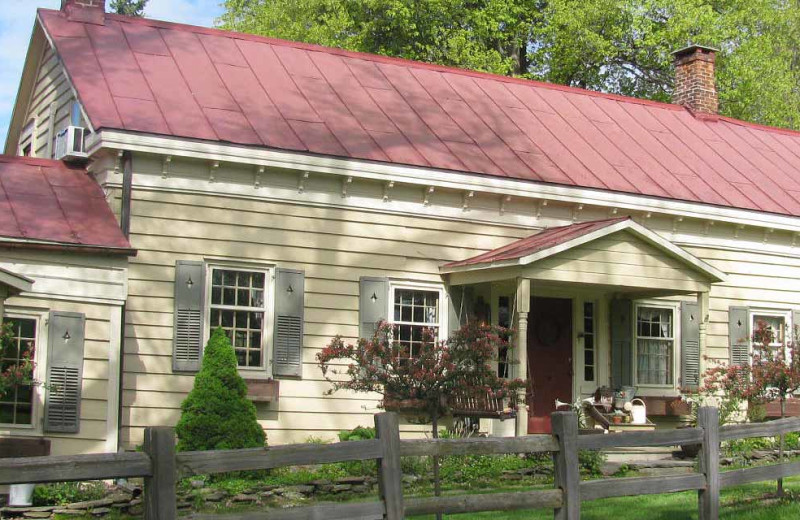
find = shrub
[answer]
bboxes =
[33,481,106,506]
[338,426,376,442]
[175,328,266,451]
[578,449,606,477]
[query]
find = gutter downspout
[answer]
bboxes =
[117,151,132,452]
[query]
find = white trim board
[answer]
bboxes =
[439,219,727,282]
[94,130,800,234]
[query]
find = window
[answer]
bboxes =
[583,302,595,382]
[497,296,511,378]
[635,305,675,386]
[209,268,268,369]
[0,317,37,425]
[390,285,445,357]
[751,311,790,349]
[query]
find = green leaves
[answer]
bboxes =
[175,327,266,452]
[219,0,800,130]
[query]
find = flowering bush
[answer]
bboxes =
[317,321,525,419]
[0,322,36,399]
[702,319,800,420]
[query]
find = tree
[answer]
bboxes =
[702,319,800,496]
[175,327,266,451]
[109,0,149,17]
[219,0,800,130]
[317,321,525,511]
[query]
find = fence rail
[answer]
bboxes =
[2,407,800,519]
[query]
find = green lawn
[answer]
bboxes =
[409,477,800,519]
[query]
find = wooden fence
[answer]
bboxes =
[3,408,800,520]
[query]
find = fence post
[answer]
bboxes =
[552,411,580,520]
[698,407,720,520]
[143,427,176,520]
[375,412,404,520]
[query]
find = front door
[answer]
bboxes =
[527,297,573,434]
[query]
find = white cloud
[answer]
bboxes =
[0,0,223,149]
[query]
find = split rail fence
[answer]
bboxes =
[3,408,800,519]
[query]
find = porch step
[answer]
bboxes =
[605,446,678,464]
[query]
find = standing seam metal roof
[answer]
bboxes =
[37,8,800,219]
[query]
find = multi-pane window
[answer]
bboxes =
[583,302,595,382]
[751,313,788,348]
[497,296,511,378]
[0,317,37,425]
[391,288,442,357]
[209,268,267,368]
[636,306,674,386]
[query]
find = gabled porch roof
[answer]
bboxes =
[0,266,34,297]
[441,217,726,294]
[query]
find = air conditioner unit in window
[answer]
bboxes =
[54,126,88,162]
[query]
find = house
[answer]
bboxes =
[3,0,800,453]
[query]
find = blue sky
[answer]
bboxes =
[0,0,224,148]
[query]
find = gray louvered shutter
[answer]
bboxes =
[173,261,205,373]
[44,312,85,433]
[273,268,304,378]
[611,299,633,387]
[729,306,750,366]
[681,301,701,391]
[359,277,388,340]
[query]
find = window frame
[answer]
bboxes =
[749,308,792,357]
[633,301,681,390]
[387,281,448,355]
[203,263,275,377]
[0,311,45,431]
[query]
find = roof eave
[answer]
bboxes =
[0,237,137,257]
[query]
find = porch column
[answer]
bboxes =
[697,291,710,378]
[0,286,6,321]
[515,278,530,437]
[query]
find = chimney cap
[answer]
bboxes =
[671,44,720,58]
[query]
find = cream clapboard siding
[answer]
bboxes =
[18,42,85,159]
[0,249,127,455]
[117,153,800,446]
[120,169,533,447]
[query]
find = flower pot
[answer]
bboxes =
[9,483,35,506]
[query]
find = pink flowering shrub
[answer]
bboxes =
[0,322,36,399]
[317,321,525,419]
[702,319,800,421]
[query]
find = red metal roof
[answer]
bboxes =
[443,217,630,269]
[0,155,134,254]
[37,9,800,218]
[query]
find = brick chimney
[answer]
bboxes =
[61,0,106,25]
[672,45,719,115]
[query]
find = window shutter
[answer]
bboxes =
[610,299,633,387]
[681,301,701,391]
[44,311,85,433]
[173,261,205,373]
[359,277,388,340]
[728,306,750,367]
[273,268,304,378]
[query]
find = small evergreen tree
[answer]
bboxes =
[175,327,266,451]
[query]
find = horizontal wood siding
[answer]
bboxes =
[117,155,800,446]
[121,159,530,446]
[19,43,86,159]
[0,250,126,455]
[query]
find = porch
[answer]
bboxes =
[440,217,727,436]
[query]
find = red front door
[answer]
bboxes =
[527,297,573,434]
